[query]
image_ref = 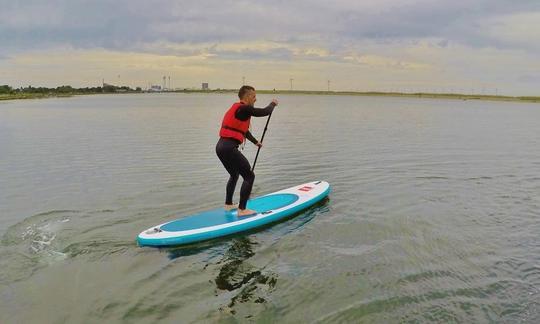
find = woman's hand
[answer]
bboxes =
[256,142,263,148]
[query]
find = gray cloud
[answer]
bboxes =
[209,47,294,61]
[1,0,539,56]
[518,75,540,83]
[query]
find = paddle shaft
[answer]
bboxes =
[251,112,272,171]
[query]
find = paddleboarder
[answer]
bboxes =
[216,85,278,216]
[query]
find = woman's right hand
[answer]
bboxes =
[272,99,279,106]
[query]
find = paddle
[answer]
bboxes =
[251,112,272,172]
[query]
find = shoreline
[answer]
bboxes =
[1,90,539,104]
[0,92,92,101]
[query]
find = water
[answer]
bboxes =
[1,93,539,323]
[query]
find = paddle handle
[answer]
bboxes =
[251,112,272,172]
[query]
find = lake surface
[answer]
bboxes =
[1,93,539,323]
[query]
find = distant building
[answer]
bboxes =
[149,85,162,92]
[202,83,209,90]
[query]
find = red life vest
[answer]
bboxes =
[219,102,251,143]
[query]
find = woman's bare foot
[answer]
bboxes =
[237,208,257,217]
[224,204,237,211]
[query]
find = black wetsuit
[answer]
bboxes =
[216,102,276,209]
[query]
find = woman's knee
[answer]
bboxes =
[229,173,239,182]
[243,170,255,183]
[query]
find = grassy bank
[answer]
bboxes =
[0,93,77,101]
[2,88,539,104]
[173,89,540,104]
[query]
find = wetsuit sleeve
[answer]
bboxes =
[245,131,258,145]
[236,102,276,121]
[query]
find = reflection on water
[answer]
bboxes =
[213,237,277,313]
[1,93,540,322]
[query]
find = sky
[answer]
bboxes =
[1,0,540,95]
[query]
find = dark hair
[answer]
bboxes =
[238,85,255,99]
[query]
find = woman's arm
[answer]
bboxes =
[236,102,276,120]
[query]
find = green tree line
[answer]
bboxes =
[0,84,142,94]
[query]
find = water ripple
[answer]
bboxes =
[2,94,540,322]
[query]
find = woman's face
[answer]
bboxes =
[243,90,257,105]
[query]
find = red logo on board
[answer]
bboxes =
[298,186,313,192]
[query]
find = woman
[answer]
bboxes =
[216,85,278,216]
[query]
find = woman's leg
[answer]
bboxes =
[236,154,255,210]
[216,139,240,206]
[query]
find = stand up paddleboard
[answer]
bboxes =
[137,181,330,247]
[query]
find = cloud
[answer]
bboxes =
[518,75,540,83]
[2,0,540,55]
[2,42,539,95]
[2,0,540,95]
[342,54,431,70]
[474,12,540,51]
